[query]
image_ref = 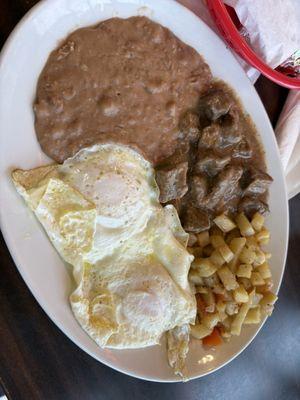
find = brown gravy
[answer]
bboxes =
[34,16,271,232]
[34,16,212,165]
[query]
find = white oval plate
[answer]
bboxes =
[0,0,289,382]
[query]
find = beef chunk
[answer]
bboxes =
[232,138,253,159]
[194,154,231,177]
[198,110,241,152]
[190,174,208,206]
[181,206,211,233]
[156,162,188,203]
[205,165,243,211]
[179,111,200,144]
[243,169,273,197]
[198,123,221,149]
[200,89,233,121]
[218,108,242,149]
[238,197,269,217]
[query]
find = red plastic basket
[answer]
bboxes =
[206,0,300,89]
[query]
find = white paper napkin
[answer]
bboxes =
[178,0,300,199]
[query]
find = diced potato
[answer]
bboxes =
[225,228,241,244]
[251,212,265,232]
[197,231,210,247]
[253,249,266,267]
[190,323,212,339]
[202,313,220,329]
[210,235,226,249]
[256,228,270,244]
[260,292,277,316]
[238,277,252,290]
[250,292,264,308]
[246,236,258,250]
[225,301,239,316]
[231,291,254,335]
[213,214,236,233]
[236,264,252,278]
[244,307,261,324]
[188,246,203,258]
[236,213,255,237]
[203,273,220,288]
[188,269,204,285]
[239,247,256,264]
[227,257,239,273]
[256,262,272,279]
[210,249,225,267]
[195,286,209,294]
[233,285,249,303]
[216,300,227,320]
[218,244,234,263]
[229,237,247,254]
[202,289,215,310]
[218,266,239,291]
[202,245,214,257]
[250,271,265,286]
[192,258,217,277]
[260,292,278,307]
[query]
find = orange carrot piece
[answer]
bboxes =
[202,327,223,347]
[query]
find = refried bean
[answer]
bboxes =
[34,16,212,165]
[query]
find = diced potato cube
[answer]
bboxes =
[195,286,209,294]
[218,266,239,291]
[250,292,264,308]
[218,244,234,263]
[246,236,258,250]
[260,291,278,307]
[256,262,272,279]
[210,249,225,267]
[256,228,270,244]
[239,247,256,264]
[227,256,239,273]
[197,231,210,247]
[236,264,252,278]
[192,258,217,277]
[238,277,253,290]
[202,313,220,329]
[216,303,227,321]
[236,213,255,237]
[225,301,239,316]
[188,246,203,258]
[233,285,249,303]
[210,235,226,249]
[230,291,255,335]
[225,228,241,244]
[188,269,204,285]
[229,237,247,254]
[253,249,266,267]
[190,323,212,339]
[244,307,261,324]
[250,271,265,286]
[213,214,236,233]
[251,212,265,232]
[260,292,277,316]
[202,289,215,310]
[265,252,272,260]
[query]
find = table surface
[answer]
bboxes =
[1,1,300,400]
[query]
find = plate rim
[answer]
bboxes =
[0,0,289,383]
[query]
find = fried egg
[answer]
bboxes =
[12,144,196,349]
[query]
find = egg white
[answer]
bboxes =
[12,144,196,349]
